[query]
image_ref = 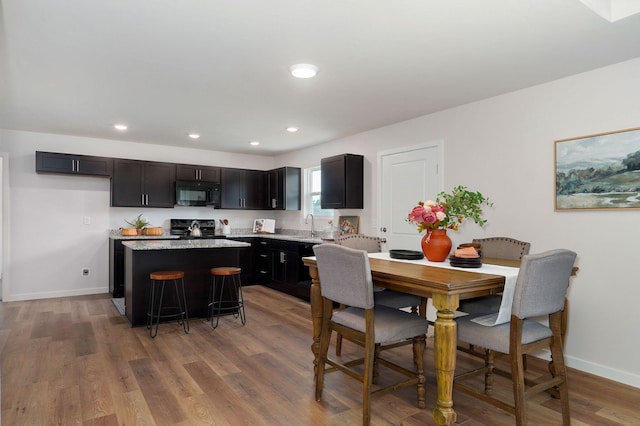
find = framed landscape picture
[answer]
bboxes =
[555,127,640,210]
[338,215,359,235]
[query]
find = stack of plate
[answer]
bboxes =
[389,249,424,260]
[449,255,482,268]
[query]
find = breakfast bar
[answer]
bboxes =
[122,239,251,326]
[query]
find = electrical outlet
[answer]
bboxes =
[83,216,91,225]
[82,268,90,276]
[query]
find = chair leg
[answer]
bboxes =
[549,313,571,425]
[315,300,333,402]
[510,322,527,426]
[484,349,494,395]
[336,333,343,356]
[362,329,376,425]
[413,335,426,409]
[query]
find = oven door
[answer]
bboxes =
[175,180,220,207]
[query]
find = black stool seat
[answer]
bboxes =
[147,270,189,338]
[208,267,246,328]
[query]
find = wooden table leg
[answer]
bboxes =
[431,293,459,426]
[307,265,322,379]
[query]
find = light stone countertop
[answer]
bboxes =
[121,239,251,250]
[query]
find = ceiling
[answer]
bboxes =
[2,1,640,155]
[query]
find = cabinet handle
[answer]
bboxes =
[272,198,277,208]
[280,252,286,263]
[195,169,198,180]
[141,194,145,205]
[259,254,268,258]
[72,159,79,172]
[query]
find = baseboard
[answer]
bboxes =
[528,348,640,389]
[3,286,109,302]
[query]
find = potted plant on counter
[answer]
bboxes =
[122,214,151,236]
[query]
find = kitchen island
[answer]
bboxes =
[122,239,251,327]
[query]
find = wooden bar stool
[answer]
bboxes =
[147,270,189,338]
[208,267,246,329]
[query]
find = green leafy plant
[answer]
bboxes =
[125,214,151,229]
[407,185,493,232]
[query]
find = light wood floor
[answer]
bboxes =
[1,285,639,425]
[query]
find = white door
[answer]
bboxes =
[378,142,442,250]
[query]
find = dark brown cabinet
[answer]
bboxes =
[111,159,176,207]
[220,168,267,209]
[269,239,315,299]
[254,238,272,284]
[176,164,221,182]
[321,153,364,209]
[268,167,301,210]
[36,151,113,176]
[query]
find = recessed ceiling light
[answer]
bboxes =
[286,127,299,133]
[250,141,260,146]
[289,63,319,79]
[114,124,127,131]
[188,133,200,139]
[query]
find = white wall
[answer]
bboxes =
[1,56,639,389]
[277,57,640,388]
[0,132,276,301]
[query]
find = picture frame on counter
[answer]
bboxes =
[555,127,640,210]
[338,215,359,235]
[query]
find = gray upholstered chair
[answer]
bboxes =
[313,244,429,425]
[454,249,577,426]
[333,234,423,355]
[458,237,531,314]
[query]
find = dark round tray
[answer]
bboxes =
[389,249,424,260]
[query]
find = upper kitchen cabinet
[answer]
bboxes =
[176,164,221,182]
[268,167,301,210]
[111,159,176,207]
[36,151,113,177]
[320,153,364,209]
[221,168,267,209]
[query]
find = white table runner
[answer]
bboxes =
[368,252,520,326]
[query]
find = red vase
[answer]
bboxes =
[421,229,452,262]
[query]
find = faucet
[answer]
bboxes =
[305,213,316,237]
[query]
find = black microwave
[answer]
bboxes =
[175,180,221,207]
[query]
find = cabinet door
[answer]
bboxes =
[269,167,301,210]
[221,168,243,208]
[36,151,113,176]
[143,162,175,207]
[321,154,363,209]
[271,248,298,284]
[111,160,175,207]
[268,169,282,209]
[112,160,145,206]
[176,164,221,182]
[244,170,267,209]
[221,168,267,209]
[320,155,346,209]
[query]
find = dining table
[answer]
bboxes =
[302,253,521,426]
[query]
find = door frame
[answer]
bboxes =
[376,141,444,244]
[1,152,9,301]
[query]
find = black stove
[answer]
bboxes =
[170,219,226,239]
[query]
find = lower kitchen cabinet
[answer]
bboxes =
[228,237,256,284]
[268,239,315,299]
[110,238,141,298]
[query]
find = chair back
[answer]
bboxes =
[313,244,374,309]
[472,237,531,260]
[511,249,577,319]
[334,234,382,253]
